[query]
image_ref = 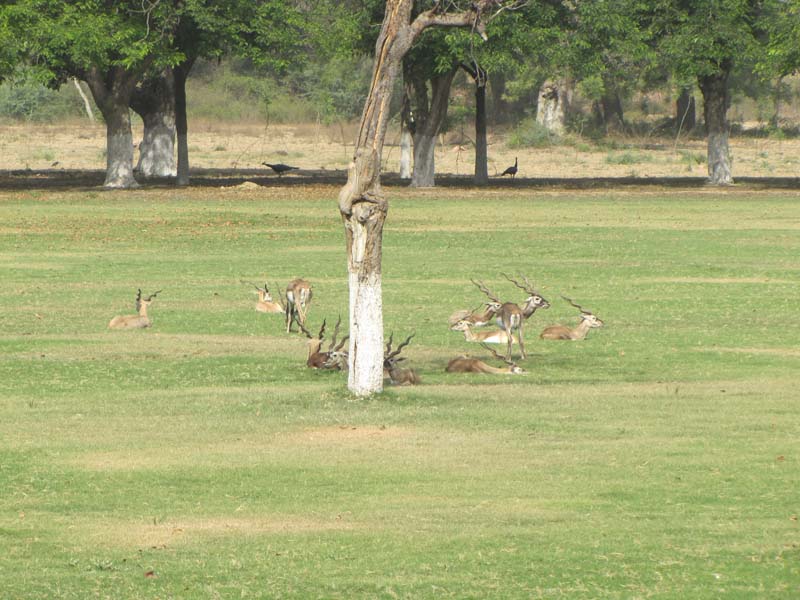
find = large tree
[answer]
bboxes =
[338,0,523,396]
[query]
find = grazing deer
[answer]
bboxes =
[450,319,517,345]
[296,316,348,370]
[242,280,284,313]
[501,273,551,319]
[384,332,421,385]
[445,344,526,375]
[285,278,312,333]
[540,297,604,340]
[472,279,527,360]
[108,289,161,330]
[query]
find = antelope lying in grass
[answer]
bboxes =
[285,278,312,333]
[108,289,161,330]
[384,332,421,385]
[242,280,284,313]
[447,303,499,328]
[450,319,517,345]
[540,297,604,340]
[296,316,348,370]
[446,344,526,375]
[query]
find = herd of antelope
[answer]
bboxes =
[107,271,603,385]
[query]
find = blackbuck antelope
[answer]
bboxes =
[501,273,551,319]
[446,344,526,375]
[242,280,284,313]
[285,278,312,333]
[296,316,348,370]
[447,303,500,328]
[384,332,421,385]
[472,279,527,360]
[450,319,517,345]
[108,289,161,330]
[540,297,604,340]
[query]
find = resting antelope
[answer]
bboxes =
[447,303,499,328]
[296,316,348,370]
[446,344,526,375]
[242,280,284,313]
[285,278,312,333]
[450,319,517,345]
[108,289,161,330]
[384,332,421,385]
[540,297,604,340]
[472,279,527,360]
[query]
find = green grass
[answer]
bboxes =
[1,184,799,598]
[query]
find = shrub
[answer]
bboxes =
[507,117,559,148]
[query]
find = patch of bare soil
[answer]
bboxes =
[1,121,799,190]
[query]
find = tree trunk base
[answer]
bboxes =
[347,272,384,396]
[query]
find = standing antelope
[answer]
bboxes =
[472,279,527,360]
[296,316,348,370]
[285,278,312,333]
[450,319,517,345]
[384,332,421,385]
[445,344,526,375]
[540,297,604,340]
[242,280,284,314]
[108,289,161,330]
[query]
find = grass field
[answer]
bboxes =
[1,182,799,598]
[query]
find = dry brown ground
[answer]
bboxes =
[1,119,799,179]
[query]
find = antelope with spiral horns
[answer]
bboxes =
[540,297,604,340]
[296,315,349,370]
[446,343,526,375]
[472,279,527,360]
[108,289,161,330]
[242,280,284,313]
[285,278,312,333]
[384,332,421,385]
[501,273,550,319]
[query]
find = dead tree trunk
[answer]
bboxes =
[84,66,144,189]
[337,0,495,396]
[699,65,733,185]
[130,69,176,178]
[462,62,488,185]
[411,68,457,188]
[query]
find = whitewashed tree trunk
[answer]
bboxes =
[411,133,436,187]
[536,79,567,135]
[137,111,176,177]
[699,67,733,185]
[347,271,384,394]
[399,129,412,178]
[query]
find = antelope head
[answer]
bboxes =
[471,279,503,312]
[296,315,326,354]
[384,331,415,369]
[323,316,349,370]
[481,343,526,374]
[563,296,604,328]
[502,273,550,313]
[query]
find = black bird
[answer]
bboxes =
[500,157,518,179]
[262,162,299,176]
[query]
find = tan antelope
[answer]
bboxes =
[445,344,526,375]
[450,319,517,345]
[447,302,500,328]
[384,332,421,385]
[296,315,348,370]
[540,297,604,340]
[242,280,284,313]
[285,278,312,333]
[108,289,161,330]
[472,279,527,360]
[501,273,551,319]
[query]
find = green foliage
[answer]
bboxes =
[507,117,559,148]
[0,77,86,122]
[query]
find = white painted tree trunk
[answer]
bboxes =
[411,133,436,187]
[536,79,567,135]
[347,271,384,394]
[137,111,176,177]
[105,125,138,188]
[707,131,733,184]
[399,129,412,179]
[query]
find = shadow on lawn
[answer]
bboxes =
[1,167,800,191]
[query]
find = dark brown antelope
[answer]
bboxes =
[383,332,421,385]
[540,297,604,340]
[285,278,312,333]
[445,344,526,375]
[472,279,527,360]
[108,289,161,330]
[296,316,348,370]
[450,319,517,345]
[242,280,284,314]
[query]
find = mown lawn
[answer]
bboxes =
[1,182,798,598]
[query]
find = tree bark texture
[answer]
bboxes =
[84,66,142,189]
[699,68,733,185]
[675,87,696,134]
[174,60,194,186]
[337,0,492,396]
[462,63,488,185]
[131,69,177,178]
[410,68,456,188]
[536,79,568,136]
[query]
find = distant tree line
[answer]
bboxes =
[0,0,799,188]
